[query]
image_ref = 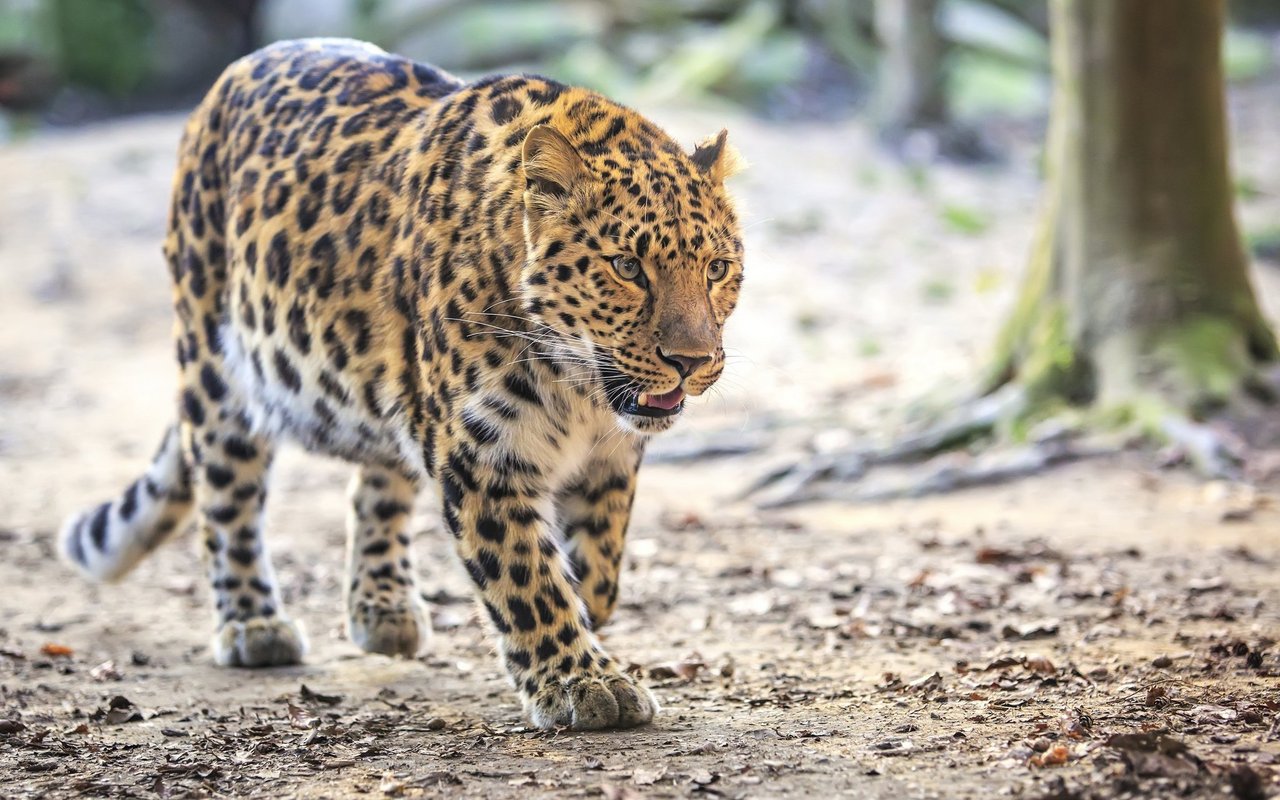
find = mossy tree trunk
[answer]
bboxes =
[991,0,1276,422]
[749,0,1277,504]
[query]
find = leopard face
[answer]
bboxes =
[518,125,744,434]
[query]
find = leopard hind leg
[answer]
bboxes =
[345,464,425,657]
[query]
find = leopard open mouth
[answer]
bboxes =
[619,386,686,418]
[601,365,686,419]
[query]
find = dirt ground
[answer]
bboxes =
[2,82,1280,799]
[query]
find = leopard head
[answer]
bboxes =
[519,120,744,434]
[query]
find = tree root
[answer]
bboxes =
[752,436,1111,508]
[741,384,1028,505]
[742,376,1279,507]
[1158,416,1246,481]
[645,429,771,464]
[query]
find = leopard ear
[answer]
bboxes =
[522,125,587,203]
[690,129,745,182]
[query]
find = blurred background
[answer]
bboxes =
[3,4,1280,796]
[0,0,1272,130]
[4,0,1278,423]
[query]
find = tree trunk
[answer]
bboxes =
[873,0,948,137]
[991,0,1276,420]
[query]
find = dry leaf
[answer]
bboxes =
[101,696,144,725]
[1027,744,1069,768]
[1001,619,1060,640]
[299,684,343,705]
[649,655,705,682]
[632,765,667,785]
[40,643,73,658]
[1023,656,1056,675]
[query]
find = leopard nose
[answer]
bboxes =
[657,348,712,379]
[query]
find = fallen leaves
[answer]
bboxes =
[976,541,1064,565]
[1001,619,1061,640]
[1023,655,1057,675]
[631,765,667,786]
[872,737,915,756]
[1027,743,1070,768]
[647,654,705,683]
[299,684,343,706]
[1228,765,1269,800]
[0,719,26,735]
[91,695,145,725]
[1105,730,1201,778]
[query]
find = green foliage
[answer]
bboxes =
[794,309,822,333]
[1246,224,1280,262]
[1017,305,1086,404]
[906,164,932,193]
[46,0,152,97]
[353,0,387,44]
[716,27,807,103]
[943,0,1049,118]
[949,50,1046,117]
[553,41,637,98]
[921,278,954,304]
[634,1,782,105]
[1233,174,1263,200]
[452,4,591,62]
[1150,315,1255,413]
[773,208,824,236]
[940,203,989,235]
[943,0,1048,68]
[973,267,1003,294]
[796,0,876,74]
[0,0,44,50]
[1223,27,1272,82]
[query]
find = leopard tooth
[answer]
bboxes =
[638,392,650,407]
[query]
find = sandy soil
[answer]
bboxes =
[1,87,1279,799]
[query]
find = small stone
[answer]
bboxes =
[1152,655,1173,668]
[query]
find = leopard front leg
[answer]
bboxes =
[438,434,655,730]
[345,465,424,657]
[557,444,643,629]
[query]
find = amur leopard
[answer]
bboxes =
[59,38,744,731]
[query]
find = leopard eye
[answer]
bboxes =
[707,259,731,282]
[611,255,643,282]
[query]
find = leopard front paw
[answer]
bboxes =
[213,616,307,667]
[524,664,657,730]
[347,601,424,657]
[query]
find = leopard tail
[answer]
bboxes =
[59,424,194,582]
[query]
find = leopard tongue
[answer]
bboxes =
[639,387,685,410]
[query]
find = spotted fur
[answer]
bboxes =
[58,38,744,730]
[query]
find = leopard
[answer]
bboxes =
[57,38,744,731]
